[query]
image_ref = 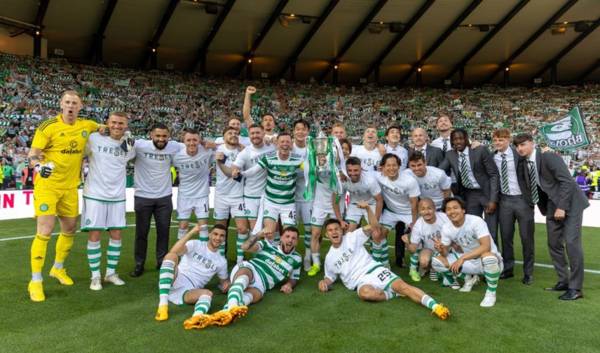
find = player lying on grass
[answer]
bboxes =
[189,226,302,329]
[431,197,503,307]
[318,201,450,320]
[154,224,230,327]
[401,198,450,282]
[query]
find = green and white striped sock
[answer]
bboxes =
[226,275,249,309]
[409,250,420,271]
[192,295,212,317]
[199,224,209,242]
[158,260,176,306]
[421,294,438,310]
[87,240,101,279]
[483,256,500,293]
[105,239,121,276]
[236,233,248,263]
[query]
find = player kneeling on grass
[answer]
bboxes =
[204,227,302,327]
[154,224,230,329]
[431,197,502,308]
[318,201,450,320]
[401,198,450,283]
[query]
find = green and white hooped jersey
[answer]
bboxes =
[258,153,303,205]
[249,240,301,290]
[83,133,136,202]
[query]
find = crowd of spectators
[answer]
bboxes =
[1,52,599,191]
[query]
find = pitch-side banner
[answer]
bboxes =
[539,106,590,150]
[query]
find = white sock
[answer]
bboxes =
[177,228,187,240]
[311,253,321,266]
[243,292,254,306]
[199,224,209,242]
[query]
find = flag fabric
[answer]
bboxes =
[539,106,590,151]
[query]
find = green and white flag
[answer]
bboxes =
[539,106,590,151]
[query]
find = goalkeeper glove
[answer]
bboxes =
[35,162,55,178]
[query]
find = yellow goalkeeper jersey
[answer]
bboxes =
[31,115,99,189]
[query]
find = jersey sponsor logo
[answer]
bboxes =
[333,248,354,270]
[96,145,127,157]
[381,184,405,196]
[143,152,172,161]
[191,252,218,271]
[60,140,82,155]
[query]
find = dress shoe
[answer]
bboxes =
[544,282,568,291]
[130,265,144,277]
[559,289,583,301]
[522,275,533,285]
[499,271,514,280]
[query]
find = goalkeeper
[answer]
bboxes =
[27,90,105,302]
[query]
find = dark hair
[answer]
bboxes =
[408,151,426,163]
[380,153,400,167]
[442,196,466,212]
[323,219,341,229]
[513,133,533,146]
[282,226,299,236]
[293,119,310,130]
[277,131,292,140]
[248,124,264,130]
[385,125,401,137]
[151,122,169,131]
[227,116,241,125]
[262,113,275,120]
[182,128,199,136]
[346,156,361,166]
[450,128,469,142]
[339,138,352,154]
[212,224,227,232]
[436,112,453,124]
[222,126,238,136]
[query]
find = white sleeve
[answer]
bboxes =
[350,228,370,247]
[438,170,452,189]
[440,225,453,246]
[368,177,381,196]
[409,219,423,245]
[184,240,199,254]
[232,149,246,169]
[406,176,421,197]
[474,217,492,240]
[217,260,229,280]
[324,256,338,283]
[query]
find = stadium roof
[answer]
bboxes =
[2,0,599,85]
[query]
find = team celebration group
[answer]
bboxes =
[25,86,588,329]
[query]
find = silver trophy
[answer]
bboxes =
[314,126,330,173]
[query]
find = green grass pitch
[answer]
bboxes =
[0,214,598,353]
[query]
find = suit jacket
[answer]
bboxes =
[443,145,500,203]
[518,148,589,216]
[408,144,445,168]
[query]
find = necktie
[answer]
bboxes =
[528,160,539,204]
[442,138,448,153]
[500,153,510,195]
[459,152,473,188]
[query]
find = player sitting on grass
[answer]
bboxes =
[203,226,302,327]
[432,197,502,307]
[318,201,450,320]
[154,224,230,329]
[401,198,450,282]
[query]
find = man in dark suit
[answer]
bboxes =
[492,129,535,285]
[408,127,445,168]
[514,133,589,300]
[443,129,499,241]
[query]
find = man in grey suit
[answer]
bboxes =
[443,128,499,241]
[492,129,535,285]
[514,133,588,300]
[408,127,445,168]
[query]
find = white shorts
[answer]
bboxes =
[356,265,400,300]
[81,197,126,231]
[380,210,412,230]
[345,203,376,224]
[311,206,337,227]
[177,196,209,221]
[296,200,313,226]
[168,273,195,305]
[262,199,296,226]
[230,261,266,296]
[446,252,504,275]
[243,197,261,220]
[214,196,246,220]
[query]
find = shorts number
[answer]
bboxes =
[377,269,392,282]
[204,203,208,212]
[288,210,296,219]
[238,203,246,211]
